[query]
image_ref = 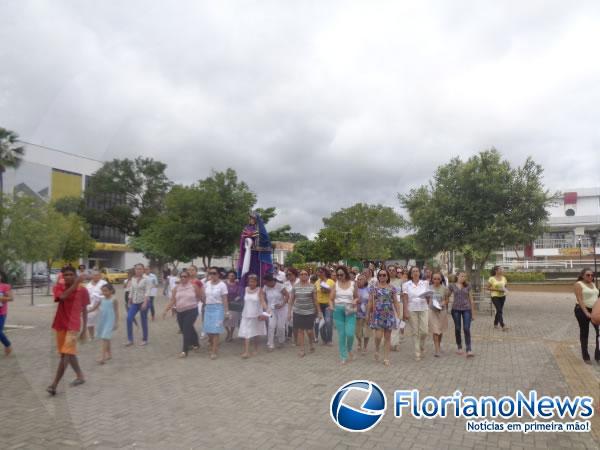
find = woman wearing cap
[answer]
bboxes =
[203,267,228,359]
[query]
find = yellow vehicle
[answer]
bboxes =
[101,268,129,284]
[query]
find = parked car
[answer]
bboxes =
[31,272,51,286]
[101,268,129,284]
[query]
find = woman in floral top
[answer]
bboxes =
[368,269,401,366]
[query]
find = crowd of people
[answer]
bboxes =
[3,261,600,396]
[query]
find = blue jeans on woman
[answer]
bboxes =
[127,303,148,343]
[333,305,356,361]
[451,309,472,352]
[0,314,11,348]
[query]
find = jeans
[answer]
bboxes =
[177,308,199,354]
[491,296,506,327]
[267,305,288,348]
[127,303,148,343]
[148,297,155,319]
[574,304,600,361]
[451,309,472,352]
[315,304,332,343]
[408,310,428,356]
[333,305,356,361]
[0,315,11,348]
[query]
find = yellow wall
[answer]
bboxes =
[51,169,82,201]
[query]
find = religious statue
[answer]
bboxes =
[237,211,274,294]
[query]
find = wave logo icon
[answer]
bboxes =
[330,380,387,432]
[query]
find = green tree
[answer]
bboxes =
[83,157,172,236]
[254,207,276,224]
[0,127,25,197]
[269,224,308,242]
[388,235,421,265]
[399,149,553,288]
[284,251,306,267]
[52,195,85,216]
[0,196,53,269]
[137,169,259,268]
[293,239,318,262]
[317,203,405,261]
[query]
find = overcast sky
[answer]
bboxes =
[2,1,600,235]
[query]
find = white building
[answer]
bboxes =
[501,187,600,269]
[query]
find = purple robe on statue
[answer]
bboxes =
[237,214,273,296]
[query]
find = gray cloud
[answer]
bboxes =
[2,1,600,235]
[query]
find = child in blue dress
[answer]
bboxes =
[90,283,119,364]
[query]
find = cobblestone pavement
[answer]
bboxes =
[2,288,600,449]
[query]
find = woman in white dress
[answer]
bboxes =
[238,274,270,359]
[86,270,107,340]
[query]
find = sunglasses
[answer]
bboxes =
[585,274,594,277]
[209,272,218,275]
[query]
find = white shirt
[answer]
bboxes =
[86,279,107,310]
[146,273,158,297]
[284,279,298,293]
[276,270,286,283]
[205,281,228,305]
[264,283,286,309]
[334,281,355,305]
[403,280,430,312]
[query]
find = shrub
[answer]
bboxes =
[504,271,546,282]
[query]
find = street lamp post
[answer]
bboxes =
[578,237,582,265]
[590,232,599,289]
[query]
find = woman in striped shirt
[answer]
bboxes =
[288,269,321,357]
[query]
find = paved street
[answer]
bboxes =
[2,287,600,449]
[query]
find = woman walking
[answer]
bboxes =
[487,266,508,330]
[402,266,430,361]
[429,272,449,357]
[288,270,320,357]
[368,269,401,366]
[224,271,241,342]
[574,268,600,364]
[90,283,119,364]
[162,269,203,358]
[85,270,107,341]
[387,265,404,350]
[314,267,334,345]
[239,274,269,358]
[203,268,228,359]
[448,272,475,357]
[329,266,358,365]
[284,268,298,342]
[355,274,371,354]
[0,271,13,356]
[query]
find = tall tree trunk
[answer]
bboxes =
[202,256,207,270]
[464,253,476,289]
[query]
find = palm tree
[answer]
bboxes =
[0,127,25,197]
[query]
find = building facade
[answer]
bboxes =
[500,188,600,270]
[3,143,147,271]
